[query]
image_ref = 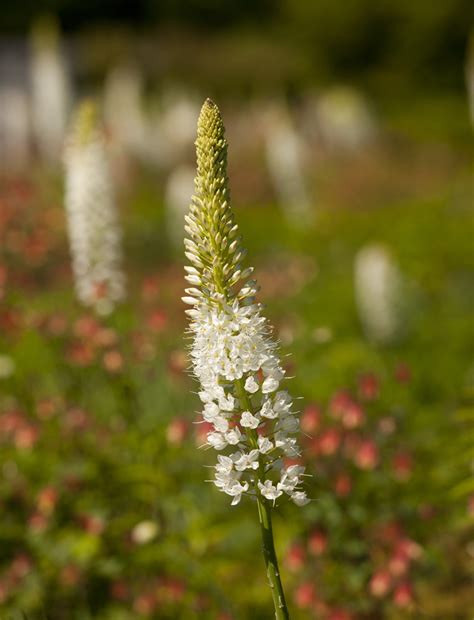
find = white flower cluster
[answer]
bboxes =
[64,101,125,315]
[188,300,309,507]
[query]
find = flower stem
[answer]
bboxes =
[257,496,290,620]
[234,378,290,618]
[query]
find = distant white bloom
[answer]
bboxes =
[354,243,404,345]
[30,17,71,163]
[131,520,158,544]
[103,64,147,162]
[262,101,312,224]
[315,86,376,151]
[64,100,125,315]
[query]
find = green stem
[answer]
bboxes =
[234,379,290,619]
[257,496,290,620]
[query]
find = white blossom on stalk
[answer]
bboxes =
[30,16,71,164]
[64,100,125,315]
[184,99,309,508]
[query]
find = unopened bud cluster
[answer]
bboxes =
[64,100,125,315]
[184,99,309,507]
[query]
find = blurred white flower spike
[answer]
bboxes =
[183,99,308,510]
[30,16,72,164]
[64,100,125,315]
[354,243,404,345]
[262,101,312,224]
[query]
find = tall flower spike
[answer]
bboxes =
[185,99,308,620]
[64,99,126,315]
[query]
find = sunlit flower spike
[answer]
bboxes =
[184,98,309,620]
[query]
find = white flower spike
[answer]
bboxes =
[184,98,307,620]
[64,100,126,315]
[184,99,307,510]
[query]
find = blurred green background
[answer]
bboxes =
[0,1,473,619]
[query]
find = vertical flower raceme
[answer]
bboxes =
[30,16,71,164]
[64,100,125,315]
[184,99,309,509]
[184,99,307,619]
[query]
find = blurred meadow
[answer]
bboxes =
[0,1,473,618]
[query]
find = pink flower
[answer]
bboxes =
[334,473,352,497]
[166,418,189,445]
[354,440,379,470]
[294,582,316,608]
[341,402,365,429]
[393,581,414,608]
[369,570,391,597]
[319,428,341,456]
[300,404,321,434]
[329,390,352,419]
[285,542,305,572]
[358,373,379,400]
[308,530,327,556]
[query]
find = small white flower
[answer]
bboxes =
[215,455,234,474]
[213,416,230,432]
[273,391,292,414]
[278,414,299,433]
[260,399,278,419]
[207,431,227,450]
[225,427,242,445]
[234,450,260,471]
[262,376,280,394]
[202,402,220,422]
[291,491,310,506]
[258,436,274,454]
[226,481,249,506]
[220,394,236,411]
[240,411,260,429]
[244,375,259,394]
[258,480,283,503]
